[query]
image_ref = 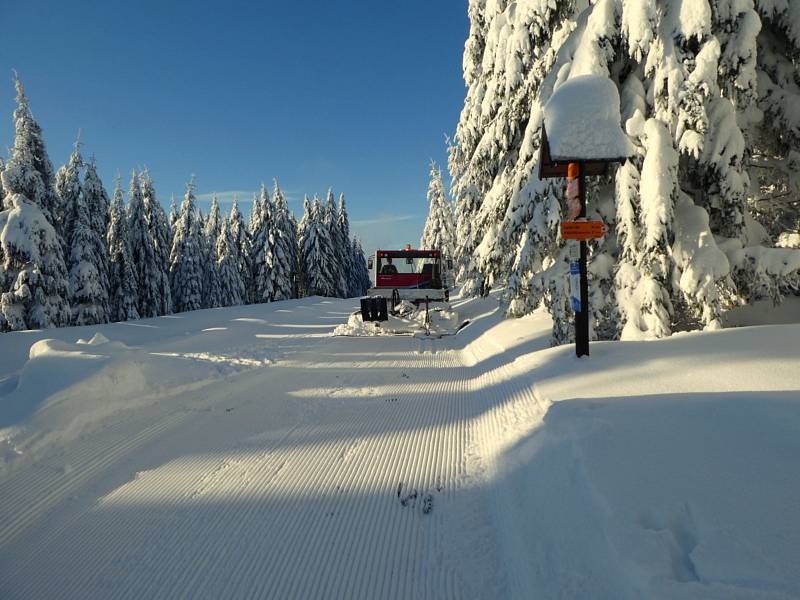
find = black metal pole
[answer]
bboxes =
[576,165,590,357]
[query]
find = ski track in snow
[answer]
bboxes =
[0,298,550,599]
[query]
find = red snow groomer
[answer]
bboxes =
[366,245,452,304]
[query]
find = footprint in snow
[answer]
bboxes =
[397,483,434,515]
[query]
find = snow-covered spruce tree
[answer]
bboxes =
[55,138,94,312]
[0,156,5,208]
[449,0,800,343]
[57,141,109,325]
[752,3,800,293]
[336,193,355,297]
[324,189,348,298]
[0,79,72,330]
[227,196,251,304]
[167,194,178,244]
[272,180,297,300]
[296,194,312,297]
[56,136,83,245]
[748,2,800,237]
[216,217,245,307]
[82,157,109,231]
[289,211,300,296]
[126,170,161,318]
[140,170,171,315]
[302,196,335,297]
[351,236,371,296]
[202,193,223,308]
[246,193,263,302]
[251,184,275,303]
[107,176,139,322]
[447,0,489,294]
[449,0,576,297]
[249,192,264,238]
[243,198,256,303]
[83,157,111,296]
[259,182,295,303]
[8,77,64,242]
[66,199,109,326]
[169,179,204,313]
[420,161,456,262]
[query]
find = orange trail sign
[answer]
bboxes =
[560,220,608,240]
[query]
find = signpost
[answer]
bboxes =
[539,76,634,357]
[560,220,608,240]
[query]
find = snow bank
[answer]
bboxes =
[470,317,800,599]
[332,312,385,337]
[0,298,325,473]
[333,305,462,338]
[544,74,635,160]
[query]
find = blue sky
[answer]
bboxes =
[1,0,469,255]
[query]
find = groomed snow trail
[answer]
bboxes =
[0,297,545,599]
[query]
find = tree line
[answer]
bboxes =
[0,77,371,332]
[443,0,800,343]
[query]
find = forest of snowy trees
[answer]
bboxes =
[0,78,370,333]
[436,0,800,344]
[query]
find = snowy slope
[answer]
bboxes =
[0,294,798,599]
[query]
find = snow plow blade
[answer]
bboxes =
[360,297,388,322]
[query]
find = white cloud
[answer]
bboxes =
[351,214,418,226]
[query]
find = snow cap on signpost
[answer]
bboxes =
[539,74,634,181]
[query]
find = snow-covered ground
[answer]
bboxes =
[0,294,798,599]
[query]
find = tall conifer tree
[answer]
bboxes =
[302,196,335,296]
[351,237,371,297]
[216,217,245,307]
[8,77,63,238]
[336,193,354,297]
[252,184,275,303]
[0,79,70,330]
[324,189,347,298]
[227,196,251,303]
[107,176,139,322]
[0,157,6,209]
[169,179,204,313]
[58,141,109,325]
[202,193,223,308]
[272,180,297,300]
[140,170,171,315]
[127,170,161,318]
[56,135,83,246]
[420,161,456,261]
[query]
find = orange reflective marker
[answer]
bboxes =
[560,220,608,240]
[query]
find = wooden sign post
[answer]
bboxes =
[538,75,634,357]
[574,162,590,358]
[539,75,635,356]
[538,126,629,357]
